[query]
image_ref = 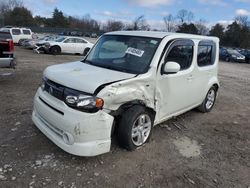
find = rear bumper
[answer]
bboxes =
[0,57,16,68]
[32,88,114,156]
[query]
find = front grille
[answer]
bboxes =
[44,79,64,101]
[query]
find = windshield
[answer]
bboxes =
[55,37,66,42]
[85,35,161,74]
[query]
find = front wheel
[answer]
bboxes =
[117,105,153,150]
[198,86,217,113]
[50,46,61,55]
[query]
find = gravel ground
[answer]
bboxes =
[0,47,249,188]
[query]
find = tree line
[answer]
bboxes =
[0,0,250,48]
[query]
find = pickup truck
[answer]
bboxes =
[0,31,16,71]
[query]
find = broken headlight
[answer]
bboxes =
[64,88,104,113]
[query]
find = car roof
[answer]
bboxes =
[1,27,31,30]
[64,36,86,40]
[105,31,219,41]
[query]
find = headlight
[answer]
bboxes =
[232,55,237,58]
[64,88,104,112]
[41,77,46,91]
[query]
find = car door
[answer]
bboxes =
[11,29,21,43]
[156,39,198,121]
[74,38,87,54]
[196,40,217,101]
[60,38,75,53]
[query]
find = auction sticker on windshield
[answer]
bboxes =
[126,47,144,57]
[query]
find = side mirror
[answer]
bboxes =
[162,61,181,74]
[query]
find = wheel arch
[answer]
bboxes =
[110,100,156,135]
[212,83,219,92]
[50,45,61,51]
[111,100,156,117]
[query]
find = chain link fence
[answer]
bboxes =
[29,26,103,36]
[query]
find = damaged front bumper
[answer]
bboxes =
[32,88,114,156]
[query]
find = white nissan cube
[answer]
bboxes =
[32,31,220,156]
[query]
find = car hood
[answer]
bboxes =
[44,61,136,94]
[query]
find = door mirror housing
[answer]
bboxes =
[162,61,181,74]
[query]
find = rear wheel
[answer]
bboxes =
[117,105,153,150]
[198,86,217,113]
[50,46,61,55]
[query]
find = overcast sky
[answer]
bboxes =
[22,0,250,29]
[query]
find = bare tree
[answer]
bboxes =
[176,9,194,23]
[195,19,209,35]
[163,14,176,32]
[104,20,124,32]
[0,0,23,15]
[235,16,248,27]
[127,15,150,31]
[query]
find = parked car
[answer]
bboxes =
[238,49,250,63]
[220,48,245,63]
[38,36,94,55]
[32,31,220,156]
[21,35,49,49]
[0,31,16,76]
[91,33,98,38]
[22,35,58,49]
[0,27,33,44]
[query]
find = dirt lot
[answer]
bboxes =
[0,47,249,188]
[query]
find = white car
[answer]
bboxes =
[32,31,220,156]
[41,36,94,55]
[0,27,33,44]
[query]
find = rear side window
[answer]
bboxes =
[165,40,194,71]
[0,32,12,39]
[12,29,21,35]
[22,29,31,35]
[64,38,75,43]
[198,41,216,67]
[74,38,87,43]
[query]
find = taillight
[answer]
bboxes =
[9,39,14,52]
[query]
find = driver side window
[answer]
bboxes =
[165,40,194,71]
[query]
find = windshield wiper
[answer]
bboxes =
[83,59,94,65]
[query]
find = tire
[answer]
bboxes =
[117,105,153,151]
[198,86,217,113]
[50,46,61,55]
[83,48,90,56]
[225,57,230,62]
